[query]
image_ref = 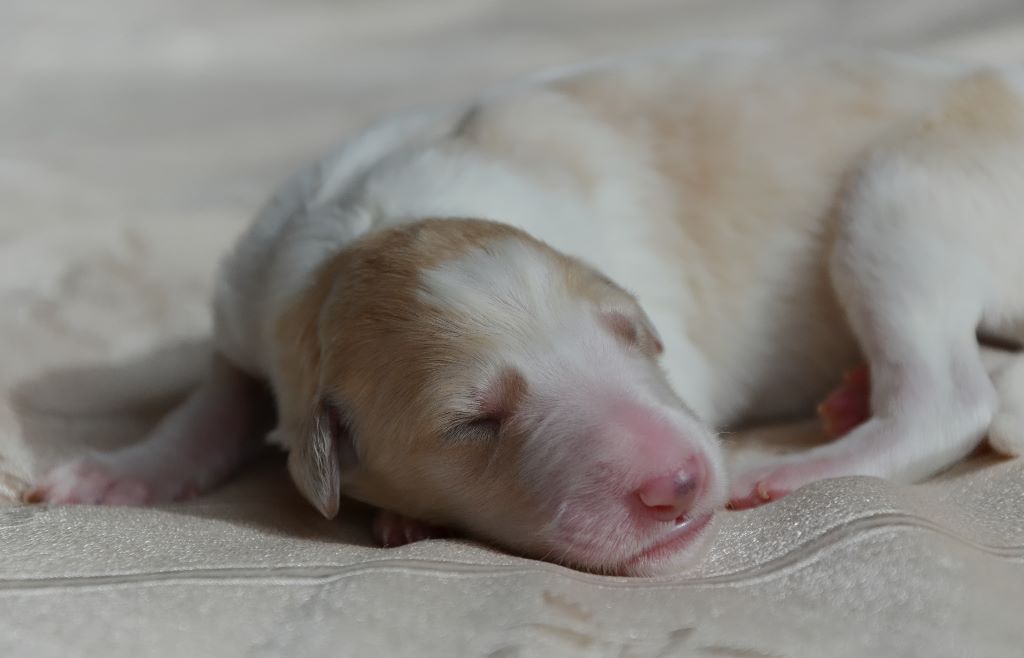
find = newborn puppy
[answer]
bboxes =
[26,43,1024,575]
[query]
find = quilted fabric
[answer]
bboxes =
[3,2,1024,656]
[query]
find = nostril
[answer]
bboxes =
[637,473,698,515]
[637,474,696,508]
[635,460,706,522]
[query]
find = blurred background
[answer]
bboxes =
[5,0,1024,233]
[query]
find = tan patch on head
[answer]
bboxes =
[273,218,526,422]
[271,217,622,524]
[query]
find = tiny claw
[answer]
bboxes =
[728,480,791,511]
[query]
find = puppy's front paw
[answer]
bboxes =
[371,510,450,547]
[729,449,866,510]
[728,365,875,510]
[24,457,159,506]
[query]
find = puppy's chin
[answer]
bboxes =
[528,512,719,577]
[612,513,720,577]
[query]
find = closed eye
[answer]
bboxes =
[442,367,527,443]
[445,414,503,443]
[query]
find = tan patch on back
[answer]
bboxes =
[542,56,948,421]
[922,70,1024,139]
[446,55,1010,423]
[454,93,603,195]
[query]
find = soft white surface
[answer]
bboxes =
[4,2,1024,656]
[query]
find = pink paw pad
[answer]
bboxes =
[818,364,871,438]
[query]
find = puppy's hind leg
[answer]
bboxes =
[730,134,1024,507]
[814,347,1024,457]
[25,355,272,505]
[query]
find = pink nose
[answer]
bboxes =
[634,458,706,522]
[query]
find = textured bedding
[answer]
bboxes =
[4,2,1024,656]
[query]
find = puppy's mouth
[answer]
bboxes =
[615,512,715,574]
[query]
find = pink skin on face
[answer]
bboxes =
[617,512,714,571]
[531,398,719,572]
[634,457,706,523]
[374,397,720,575]
[607,402,710,523]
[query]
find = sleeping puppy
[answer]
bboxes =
[25,43,1024,575]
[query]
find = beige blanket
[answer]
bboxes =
[4,2,1024,656]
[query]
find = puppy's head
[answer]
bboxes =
[275,218,726,576]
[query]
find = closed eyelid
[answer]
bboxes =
[441,367,529,441]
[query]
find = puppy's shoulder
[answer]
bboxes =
[213,108,459,375]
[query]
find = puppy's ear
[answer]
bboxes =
[286,398,358,519]
[636,308,664,356]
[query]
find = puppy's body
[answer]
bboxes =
[29,44,1024,574]
[218,45,976,428]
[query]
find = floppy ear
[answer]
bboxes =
[286,398,357,519]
